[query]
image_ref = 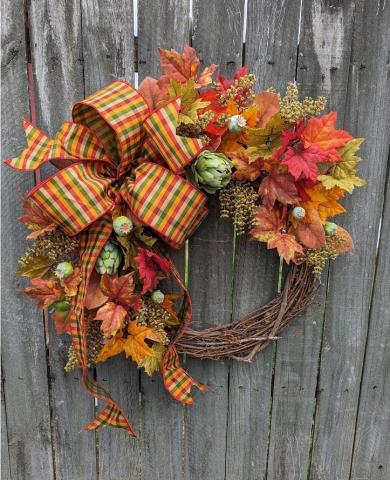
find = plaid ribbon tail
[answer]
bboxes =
[161,253,208,404]
[71,216,136,436]
[5,119,53,171]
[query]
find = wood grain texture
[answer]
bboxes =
[137,2,190,479]
[350,172,390,479]
[27,2,98,479]
[81,0,135,93]
[265,1,360,478]
[308,0,390,478]
[138,0,191,79]
[79,1,142,476]
[1,1,55,478]
[225,2,302,479]
[185,2,245,479]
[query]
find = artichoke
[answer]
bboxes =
[189,151,233,194]
[95,240,121,275]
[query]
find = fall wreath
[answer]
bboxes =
[5,45,366,436]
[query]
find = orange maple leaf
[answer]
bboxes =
[231,149,263,181]
[250,206,283,242]
[94,302,128,338]
[253,92,280,128]
[123,321,164,365]
[293,209,326,249]
[334,226,354,253]
[302,112,352,161]
[60,267,81,297]
[267,232,304,264]
[51,310,71,335]
[25,278,63,309]
[301,184,345,222]
[96,335,125,363]
[158,45,217,88]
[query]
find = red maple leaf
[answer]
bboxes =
[99,272,143,310]
[200,90,228,136]
[281,144,328,182]
[302,112,352,161]
[250,206,284,242]
[135,248,171,294]
[216,65,248,91]
[259,172,301,208]
[138,76,168,111]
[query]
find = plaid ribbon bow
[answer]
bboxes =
[6,80,208,435]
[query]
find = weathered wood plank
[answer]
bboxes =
[27,2,98,478]
[225,2,302,479]
[137,2,190,478]
[79,1,142,477]
[350,169,390,479]
[184,2,244,479]
[265,1,360,478]
[309,0,390,478]
[1,1,55,478]
[1,376,11,480]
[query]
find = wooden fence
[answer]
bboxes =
[1,0,389,479]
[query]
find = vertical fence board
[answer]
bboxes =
[79,1,142,478]
[138,2,190,479]
[351,173,390,479]
[27,2,98,479]
[225,2,302,479]
[1,385,11,480]
[184,2,244,479]
[308,0,390,478]
[266,1,360,478]
[1,0,55,478]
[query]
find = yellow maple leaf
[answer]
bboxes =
[318,138,366,194]
[167,78,210,125]
[246,113,282,159]
[138,344,166,376]
[123,321,164,365]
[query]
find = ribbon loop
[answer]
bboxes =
[144,99,206,173]
[72,80,149,175]
[128,162,208,249]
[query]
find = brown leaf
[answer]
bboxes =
[17,255,54,279]
[85,272,109,310]
[25,278,63,309]
[231,149,263,181]
[100,272,143,309]
[259,173,300,208]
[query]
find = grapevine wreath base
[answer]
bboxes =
[177,263,319,362]
[6,45,365,437]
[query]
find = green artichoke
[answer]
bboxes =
[95,240,121,275]
[189,151,233,194]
